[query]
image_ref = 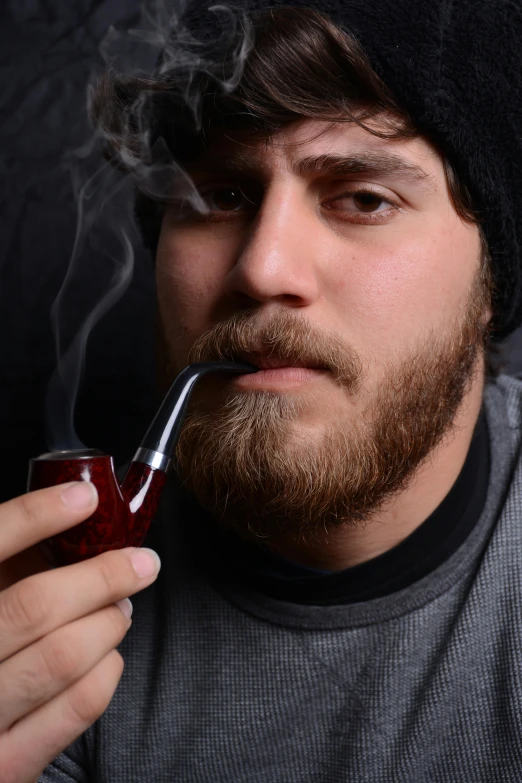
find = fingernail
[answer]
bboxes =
[116,598,133,620]
[61,481,98,510]
[129,548,161,579]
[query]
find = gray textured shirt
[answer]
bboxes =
[40,375,522,782]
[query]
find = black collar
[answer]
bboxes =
[184,408,490,606]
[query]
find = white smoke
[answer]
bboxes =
[46,0,253,451]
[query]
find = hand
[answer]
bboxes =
[0,481,161,783]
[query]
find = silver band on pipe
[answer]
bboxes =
[132,448,171,473]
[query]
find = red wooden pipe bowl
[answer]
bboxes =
[27,450,166,566]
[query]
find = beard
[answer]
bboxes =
[168,262,491,547]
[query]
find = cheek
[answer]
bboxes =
[155,221,233,339]
[326,219,481,352]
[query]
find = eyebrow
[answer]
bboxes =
[293,152,436,190]
[200,149,437,191]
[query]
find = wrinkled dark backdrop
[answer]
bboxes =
[1,0,158,502]
[2,0,522,504]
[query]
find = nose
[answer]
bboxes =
[224,184,321,309]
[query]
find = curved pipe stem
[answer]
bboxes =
[133,361,257,468]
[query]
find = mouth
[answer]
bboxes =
[231,351,330,390]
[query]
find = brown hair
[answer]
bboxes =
[92,5,502,375]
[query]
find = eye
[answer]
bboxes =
[352,192,388,212]
[327,189,397,215]
[203,186,247,212]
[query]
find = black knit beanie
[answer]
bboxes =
[178,0,522,340]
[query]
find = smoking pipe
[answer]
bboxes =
[28,361,256,566]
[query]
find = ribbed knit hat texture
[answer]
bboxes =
[183,0,522,340]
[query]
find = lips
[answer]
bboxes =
[241,351,328,372]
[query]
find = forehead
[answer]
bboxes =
[196,119,444,186]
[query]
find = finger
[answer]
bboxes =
[0,602,131,733]
[0,546,160,661]
[0,649,124,783]
[0,482,98,564]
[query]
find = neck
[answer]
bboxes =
[266,364,487,572]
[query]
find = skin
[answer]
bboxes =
[157,117,491,571]
[0,485,161,782]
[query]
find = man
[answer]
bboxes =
[1,0,522,780]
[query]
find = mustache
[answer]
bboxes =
[187,310,363,389]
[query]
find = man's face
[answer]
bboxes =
[156,118,490,542]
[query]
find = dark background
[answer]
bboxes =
[1,0,158,502]
[2,0,522,504]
